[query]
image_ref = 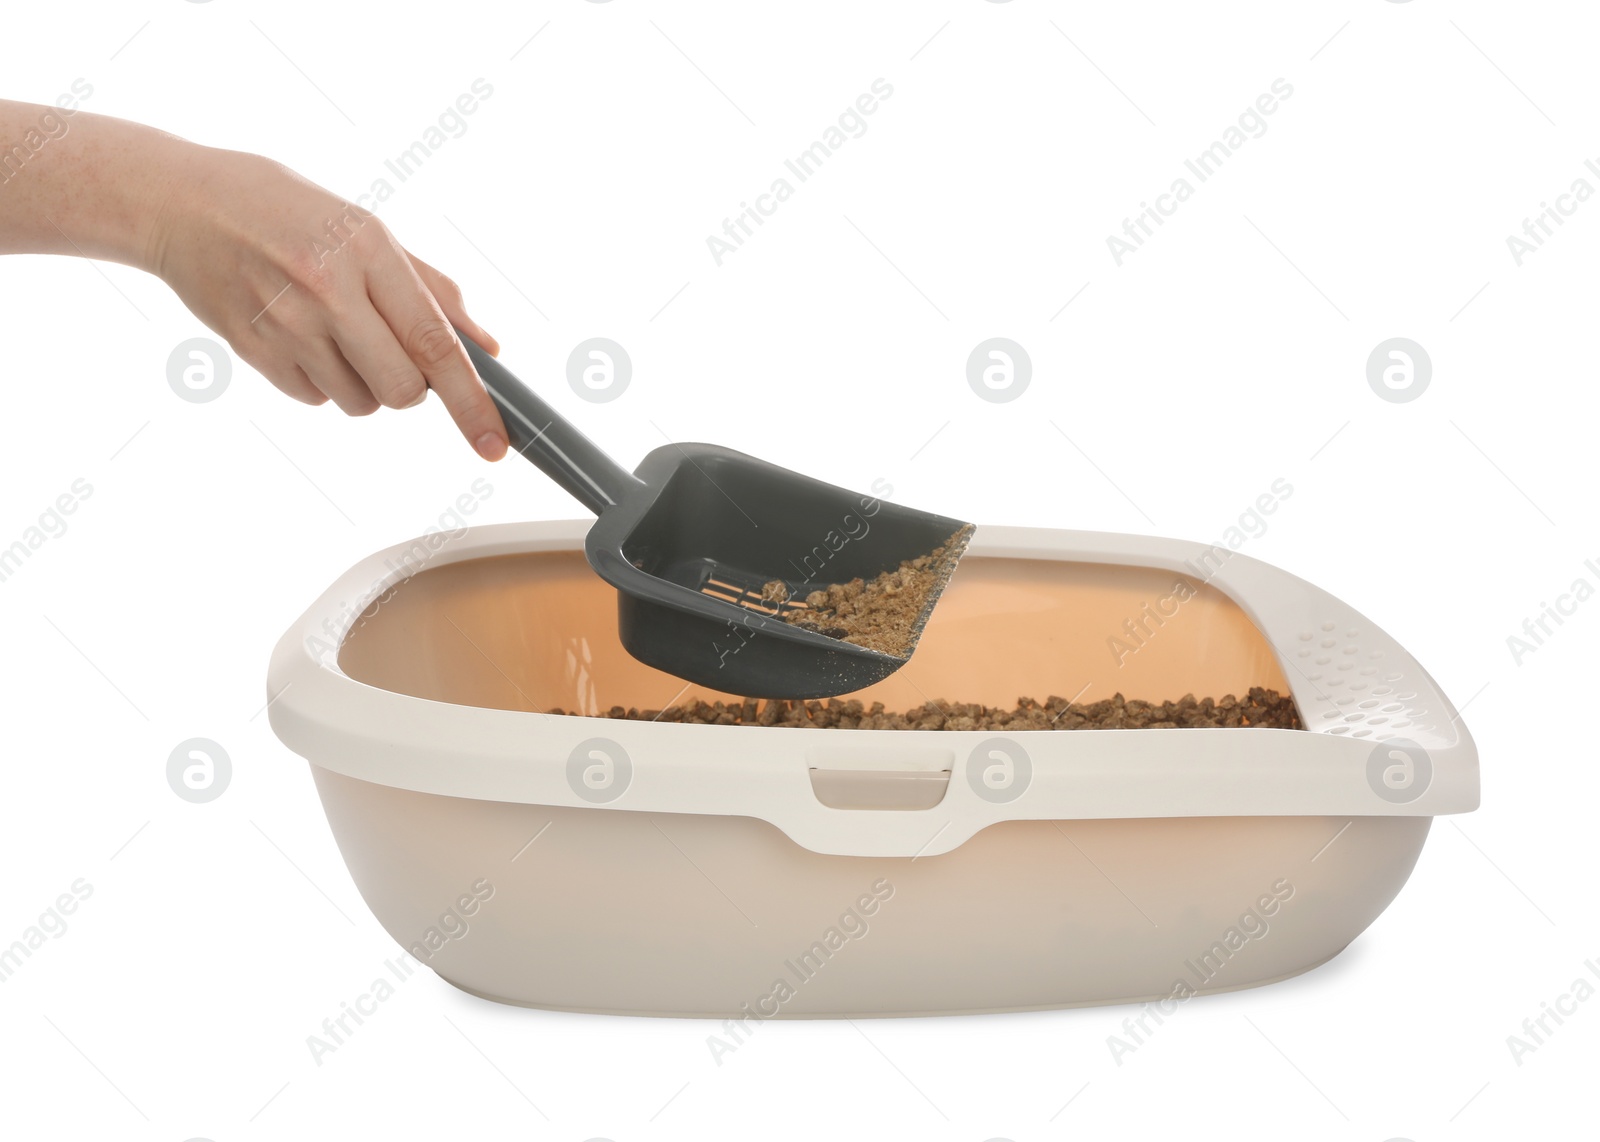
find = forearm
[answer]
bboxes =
[0,99,193,270]
[0,97,508,458]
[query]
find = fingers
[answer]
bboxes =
[366,247,508,461]
[234,206,507,460]
[242,303,373,413]
[327,305,429,410]
[400,260,513,457]
[410,254,499,357]
[292,334,381,416]
[254,357,329,406]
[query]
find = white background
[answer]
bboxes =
[1,1,1595,1139]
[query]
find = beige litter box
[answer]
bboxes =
[267,521,1478,1017]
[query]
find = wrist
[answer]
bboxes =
[24,110,199,271]
[127,133,213,278]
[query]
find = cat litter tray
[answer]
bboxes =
[266,520,1478,1017]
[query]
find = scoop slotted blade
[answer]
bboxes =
[461,336,973,698]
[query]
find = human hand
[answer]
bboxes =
[142,146,509,460]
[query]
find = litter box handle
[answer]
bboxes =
[459,332,644,516]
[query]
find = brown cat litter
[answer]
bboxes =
[760,526,974,657]
[548,687,1303,730]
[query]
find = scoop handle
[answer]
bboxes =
[459,333,642,515]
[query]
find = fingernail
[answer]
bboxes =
[475,433,508,461]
